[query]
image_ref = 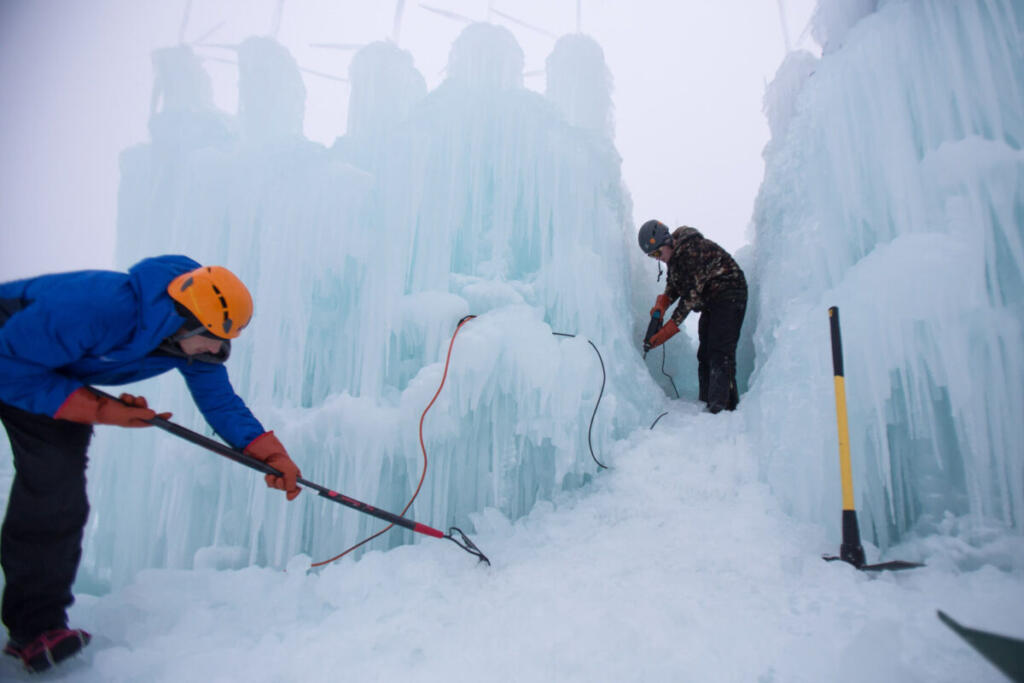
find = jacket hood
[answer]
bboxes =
[672,226,703,243]
[126,254,202,349]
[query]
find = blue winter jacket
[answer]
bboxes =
[0,255,265,448]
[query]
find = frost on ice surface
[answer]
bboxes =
[751,0,1024,550]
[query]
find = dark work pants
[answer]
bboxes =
[696,298,747,411]
[0,401,91,642]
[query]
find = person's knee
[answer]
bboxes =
[706,351,735,371]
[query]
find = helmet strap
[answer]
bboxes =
[170,301,223,342]
[169,326,206,343]
[156,337,231,365]
[657,261,663,282]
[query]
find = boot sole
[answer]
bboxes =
[11,631,90,673]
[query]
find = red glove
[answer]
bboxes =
[647,320,679,349]
[245,431,302,501]
[55,388,172,427]
[650,294,672,318]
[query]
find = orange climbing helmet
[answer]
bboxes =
[167,265,253,339]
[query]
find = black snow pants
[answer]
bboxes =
[696,297,747,412]
[0,400,91,642]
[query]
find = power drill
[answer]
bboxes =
[642,310,663,359]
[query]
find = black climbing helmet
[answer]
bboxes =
[638,219,671,255]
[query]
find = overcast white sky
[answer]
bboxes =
[0,0,817,281]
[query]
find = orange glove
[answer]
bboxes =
[650,294,672,318]
[244,431,302,501]
[55,388,171,427]
[647,320,679,349]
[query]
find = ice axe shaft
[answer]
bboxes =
[828,307,861,562]
[88,388,490,565]
[821,310,922,572]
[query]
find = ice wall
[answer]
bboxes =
[749,0,1023,550]
[82,26,662,589]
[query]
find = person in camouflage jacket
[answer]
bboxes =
[639,220,747,413]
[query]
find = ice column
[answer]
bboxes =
[345,42,427,145]
[238,36,306,142]
[545,34,612,138]
[750,0,1023,549]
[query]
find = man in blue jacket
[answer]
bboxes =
[0,254,301,673]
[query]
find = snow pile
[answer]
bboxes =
[8,405,1023,682]
[750,0,1024,550]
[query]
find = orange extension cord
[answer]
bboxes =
[311,315,477,567]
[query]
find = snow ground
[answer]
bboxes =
[6,400,1022,682]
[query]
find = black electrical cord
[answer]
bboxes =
[659,345,680,399]
[552,332,608,469]
[647,343,677,429]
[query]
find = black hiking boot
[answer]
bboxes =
[4,628,91,672]
[706,365,731,414]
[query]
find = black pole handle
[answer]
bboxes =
[87,388,449,540]
[828,306,844,377]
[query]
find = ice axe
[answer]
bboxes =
[821,308,922,572]
[89,388,490,566]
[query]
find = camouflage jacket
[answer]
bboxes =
[663,227,747,326]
